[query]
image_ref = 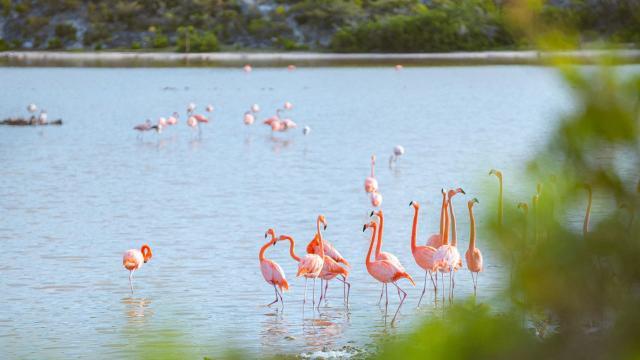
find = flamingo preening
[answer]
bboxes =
[122,244,152,294]
[260,229,288,308]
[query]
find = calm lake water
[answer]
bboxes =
[0,65,612,358]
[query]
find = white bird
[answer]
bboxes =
[303,126,311,135]
[38,110,48,125]
[187,102,196,114]
[206,104,214,112]
[284,101,293,110]
[251,104,260,113]
[389,145,405,168]
[27,104,37,113]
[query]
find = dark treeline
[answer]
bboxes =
[0,0,639,52]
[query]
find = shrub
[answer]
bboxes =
[152,33,169,48]
[55,23,78,43]
[47,37,63,49]
[0,38,8,51]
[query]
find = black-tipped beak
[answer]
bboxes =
[144,260,148,263]
[460,189,466,195]
[323,224,327,230]
[473,198,479,204]
[369,210,374,217]
[409,201,413,206]
[264,233,267,238]
[362,224,366,232]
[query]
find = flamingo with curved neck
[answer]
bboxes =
[427,189,448,248]
[370,210,404,304]
[489,169,503,227]
[260,229,288,307]
[122,244,153,295]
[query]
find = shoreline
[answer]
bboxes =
[1,49,639,67]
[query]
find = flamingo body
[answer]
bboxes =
[306,234,350,267]
[260,259,289,291]
[296,254,324,278]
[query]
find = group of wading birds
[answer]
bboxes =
[132,100,310,138]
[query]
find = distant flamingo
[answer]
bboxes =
[288,65,296,71]
[364,155,379,193]
[582,183,592,237]
[206,104,214,112]
[363,221,415,324]
[158,117,167,127]
[302,126,311,135]
[465,198,483,295]
[244,111,255,125]
[167,112,179,125]
[370,210,405,303]
[371,191,383,207]
[38,110,48,125]
[408,201,438,307]
[122,244,152,294]
[193,114,209,123]
[432,190,462,301]
[187,102,196,115]
[187,116,198,132]
[284,102,293,110]
[133,119,153,138]
[251,104,260,113]
[395,65,403,71]
[389,145,405,168]
[260,229,288,307]
[426,189,448,248]
[27,103,37,114]
[282,118,297,129]
[243,64,252,73]
[489,169,504,227]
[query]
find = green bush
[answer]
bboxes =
[177,27,219,52]
[152,33,169,48]
[54,23,78,43]
[131,41,141,49]
[47,37,63,49]
[83,24,111,46]
[0,38,8,51]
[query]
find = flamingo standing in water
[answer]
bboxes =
[260,229,288,307]
[243,111,255,125]
[206,104,214,113]
[38,110,48,125]
[427,189,448,248]
[122,244,152,294]
[287,65,296,71]
[318,257,350,306]
[133,119,153,138]
[187,102,196,115]
[465,198,483,295]
[167,112,179,125]
[363,221,415,324]
[389,145,405,168]
[158,117,167,127]
[243,64,252,73]
[251,104,260,113]
[284,101,293,110]
[408,201,438,307]
[364,155,379,193]
[432,190,463,301]
[370,210,405,303]
[187,116,198,134]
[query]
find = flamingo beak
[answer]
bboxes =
[264,233,267,238]
[369,210,374,217]
[362,224,366,232]
[460,189,466,195]
[409,201,413,206]
[324,224,327,231]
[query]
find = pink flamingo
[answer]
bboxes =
[395,64,403,71]
[167,112,179,125]
[371,191,383,207]
[408,201,438,307]
[206,104,214,113]
[187,116,198,130]
[318,255,350,306]
[306,234,350,268]
[260,229,289,307]
[244,111,255,125]
[251,104,260,113]
[122,244,152,294]
[193,114,209,123]
[363,221,415,324]
[426,189,448,248]
[284,101,293,110]
[282,118,297,129]
[465,198,483,295]
[364,155,379,193]
[281,215,327,307]
[243,64,252,73]
[433,188,464,301]
[287,65,296,71]
[187,102,196,115]
[158,117,167,127]
[306,231,351,304]
[370,210,404,303]
[133,119,153,138]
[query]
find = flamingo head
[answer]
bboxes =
[276,234,292,244]
[469,198,479,208]
[489,169,502,180]
[140,244,152,263]
[409,201,419,209]
[369,209,382,218]
[264,228,276,240]
[448,188,465,199]
[317,215,327,230]
[363,221,377,232]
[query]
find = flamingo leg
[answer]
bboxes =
[430,270,437,291]
[129,270,134,295]
[303,278,308,305]
[267,285,279,307]
[277,287,285,309]
[324,280,329,303]
[377,284,385,305]
[391,282,407,324]
[417,270,428,308]
[338,276,350,307]
[385,283,389,308]
[318,279,323,303]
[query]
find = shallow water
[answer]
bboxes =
[0,65,613,358]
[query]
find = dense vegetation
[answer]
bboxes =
[0,0,639,52]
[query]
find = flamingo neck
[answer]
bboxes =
[281,236,301,262]
[259,240,271,261]
[584,189,592,237]
[443,202,450,245]
[317,219,325,259]
[375,212,384,256]
[468,206,476,251]
[411,206,419,253]
[366,224,377,266]
[140,245,152,262]
[439,194,446,237]
[370,156,375,177]
[449,197,458,246]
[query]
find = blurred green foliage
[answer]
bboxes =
[1,0,639,51]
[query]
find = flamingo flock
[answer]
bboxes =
[133,102,212,138]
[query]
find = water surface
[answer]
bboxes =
[0,66,594,358]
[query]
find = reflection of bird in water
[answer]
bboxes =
[122,297,153,324]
